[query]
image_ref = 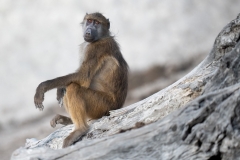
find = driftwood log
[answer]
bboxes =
[12,14,240,160]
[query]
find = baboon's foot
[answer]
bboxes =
[62,129,86,148]
[50,114,73,128]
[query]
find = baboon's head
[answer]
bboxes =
[82,12,110,42]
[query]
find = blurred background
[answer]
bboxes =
[1,0,240,159]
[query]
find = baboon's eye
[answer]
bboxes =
[95,20,100,25]
[87,19,93,23]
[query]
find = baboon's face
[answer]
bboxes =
[83,19,104,42]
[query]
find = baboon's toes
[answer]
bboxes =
[50,119,56,128]
[62,136,75,148]
[62,129,84,148]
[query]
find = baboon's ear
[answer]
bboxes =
[85,13,88,15]
[107,19,110,29]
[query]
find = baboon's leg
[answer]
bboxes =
[62,83,114,148]
[81,88,114,119]
[62,83,88,148]
[50,114,73,128]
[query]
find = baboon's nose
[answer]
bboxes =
[86,29,91,36]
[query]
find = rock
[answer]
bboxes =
[12,13,240,160]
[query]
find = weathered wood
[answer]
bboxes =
[12,13,240,160]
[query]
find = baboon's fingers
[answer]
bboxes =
[34,103,38,108]
[38,104,44,111]
[58,98,63,107]
[34,93,44,111]
[34,102,44,111]
[50,114,67,128]
[50,119,64,128]
[57,88,66,102]
[50,115,59,128]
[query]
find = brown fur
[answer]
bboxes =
[83,12,110,29]
[34,12,128,148]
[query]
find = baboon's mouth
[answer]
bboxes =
[84,36,94,42]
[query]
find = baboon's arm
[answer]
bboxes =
[37,73,78,92]
[34,56,109,110]
[34,73,79,110]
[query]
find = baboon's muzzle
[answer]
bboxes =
[84,27,97,42]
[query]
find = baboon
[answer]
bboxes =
[34,12,128,148]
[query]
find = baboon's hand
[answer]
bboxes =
[57,88,66,107]
[34,84,45,111]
